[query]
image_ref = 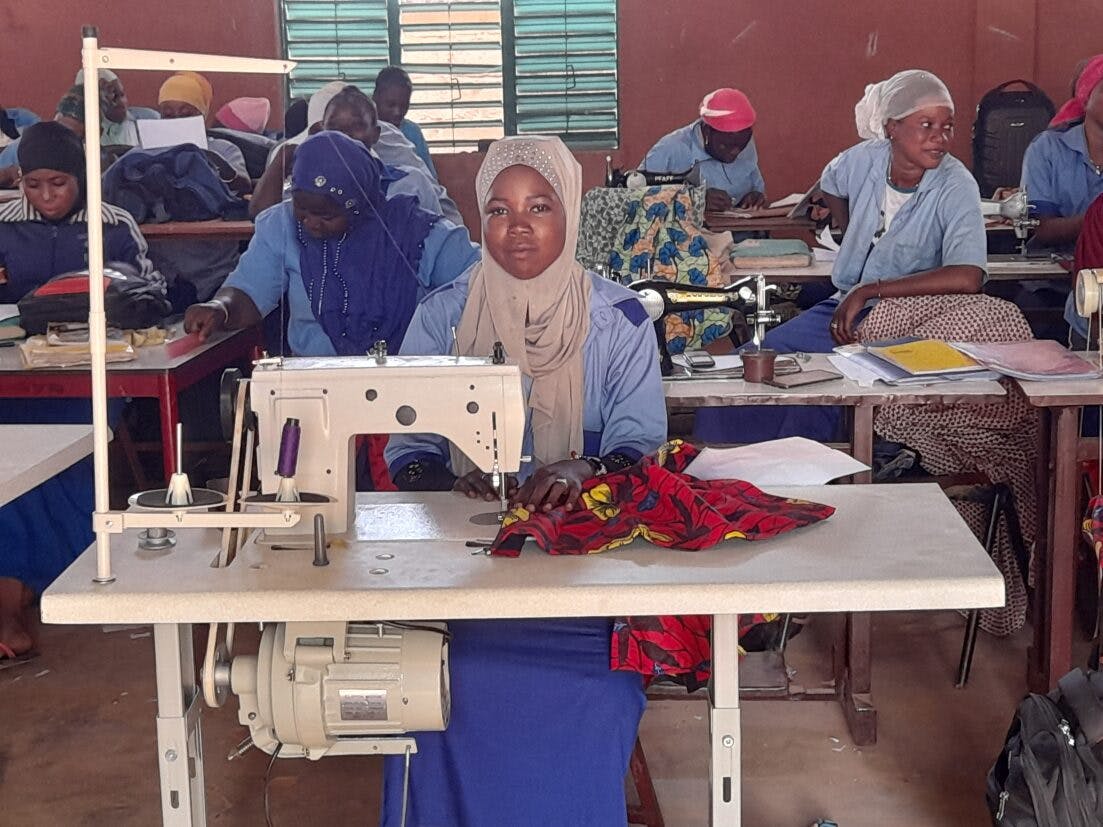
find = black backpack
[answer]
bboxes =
[986,668,1103,825]
[972,80,1056,197]
[17,263,171,334]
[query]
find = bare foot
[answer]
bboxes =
[0,613,33,656]
[0,579,34,656]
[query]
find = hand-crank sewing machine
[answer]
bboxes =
[629,275,781,375]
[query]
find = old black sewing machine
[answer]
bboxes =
[628,275,781,375]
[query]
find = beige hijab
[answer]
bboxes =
[455,136,591,470]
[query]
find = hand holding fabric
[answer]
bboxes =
[510,459,594,512]
[453,470,518,501]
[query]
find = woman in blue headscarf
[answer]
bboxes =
[184,131,478,356]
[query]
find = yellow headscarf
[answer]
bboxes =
[157,72,213,116]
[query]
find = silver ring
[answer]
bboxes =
[553,477,569,485]
[830,321,839,328]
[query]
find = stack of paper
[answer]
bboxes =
[952,340,1102,381]
[830,339,998,386]
[20,323,135,368]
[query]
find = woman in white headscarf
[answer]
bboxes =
[382,136,666,826]
[696,69,987,445]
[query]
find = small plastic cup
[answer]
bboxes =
[741,348,777,383]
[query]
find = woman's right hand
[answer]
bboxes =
[184,301,229,342]
[705,188,734,213]
[453,470,519,501]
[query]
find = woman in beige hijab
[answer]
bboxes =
[382,136,666,825]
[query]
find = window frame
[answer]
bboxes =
[279,0,619,151]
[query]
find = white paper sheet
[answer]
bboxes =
[769,192,805,209]
[683,438,870,486]
[137,116,208,151]
[816,225,840,251]
[827,353,879,386]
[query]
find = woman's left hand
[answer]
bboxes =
[738,191,768,210]
[510,459,594,513]
[829,285,873,345]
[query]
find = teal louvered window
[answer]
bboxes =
[280,0,618,150]
[509,0,618,147]
[282,0,392,96]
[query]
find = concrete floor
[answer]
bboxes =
[0,608,1032,826]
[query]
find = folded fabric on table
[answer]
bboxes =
[730,237,813,268]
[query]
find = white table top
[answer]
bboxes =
[665,354,1007,408]
[42,486,1004,625]
[1014,352,1103,406]
[0,424,95,506]
[748,257,1067,283]
[0,324,247,374]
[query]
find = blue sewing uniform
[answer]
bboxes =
[381,272,666,827]
[223,201,479,356]
[695,138,987,444]
[399,119,437,180]
[1022,125,1103,224]
[641,120,765,203]
[1020,124,1103,337]
[0,141,18,168]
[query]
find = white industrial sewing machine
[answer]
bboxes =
[247,350,526,540]
[208,348,526,764]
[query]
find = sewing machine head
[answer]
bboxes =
[248,353,526,536]
[629,274,779,374]
[980,189,1038,246]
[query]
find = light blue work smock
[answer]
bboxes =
[223,201,479,356]
[821,138,987,295]
[384,270,667,482]
[1022,125,1103,221]
[399,118,437,180]
[1020,125,1103,337]
[641,120,765,203]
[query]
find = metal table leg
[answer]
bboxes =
[154,623,206,826]
[711,614,741,825]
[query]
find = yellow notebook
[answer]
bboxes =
[868,339,979,376]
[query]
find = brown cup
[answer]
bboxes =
[741,348,777,383]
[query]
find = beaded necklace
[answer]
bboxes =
[298,223,350,319]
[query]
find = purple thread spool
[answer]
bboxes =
[277,418,301,478]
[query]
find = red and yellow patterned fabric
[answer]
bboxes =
[489,440,835,686]
[1084,494,1103,567]
[490,440,835,557]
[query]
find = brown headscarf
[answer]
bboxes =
[455,136,590,469]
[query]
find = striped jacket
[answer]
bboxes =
[0,195,163,303]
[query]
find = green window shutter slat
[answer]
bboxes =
[510,0,618,147]
[282,0,391,98]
